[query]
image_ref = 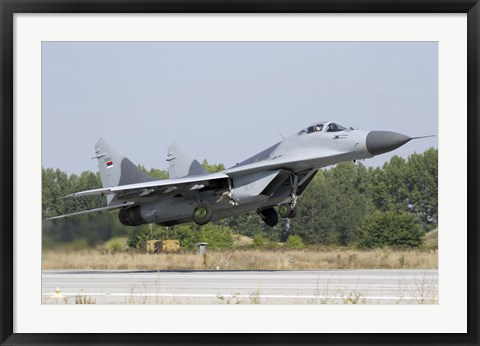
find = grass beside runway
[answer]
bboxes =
[42,248,437,270]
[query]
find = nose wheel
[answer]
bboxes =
[278,203,296,218]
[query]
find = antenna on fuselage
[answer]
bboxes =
[278,132,286,140]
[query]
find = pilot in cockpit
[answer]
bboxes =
[314,124,323,132]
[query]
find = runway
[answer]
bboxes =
[42,269,438,304]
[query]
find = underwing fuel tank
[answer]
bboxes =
[118,199,197,226]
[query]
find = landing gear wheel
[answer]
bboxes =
[192,204,212,225]
[278,204,293,218]
[258,207,278,227]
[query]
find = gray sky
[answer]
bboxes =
[42,42,438,175]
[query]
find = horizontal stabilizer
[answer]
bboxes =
[45,202,134,220]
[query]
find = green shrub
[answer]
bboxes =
[66,239,89,251]
[105,237,126,253]
[424,229,438,250]
[128,223,234,250]
[194,224,234,250]
[252,234,265,247]
[284,235,305,249]
[358,211,424,249]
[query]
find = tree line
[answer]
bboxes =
[42,149,437,249]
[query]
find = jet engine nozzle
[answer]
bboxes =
[366,131,411,156]
[118,206,147,226]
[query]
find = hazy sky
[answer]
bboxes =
[42,42,438,175]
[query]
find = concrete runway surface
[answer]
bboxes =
[42,269,438,304]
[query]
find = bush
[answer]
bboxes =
[105,237,126,253]
[64,239,89,251]
[252,234,265,247]
[358,211,424,249]
[284,235,305,249]
[193,223,234,250]
[128,223,234,250]
[424,229,438,250]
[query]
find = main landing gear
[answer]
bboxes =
[258,203,297,227]
[258,207,279,227]
[192,204,212,225]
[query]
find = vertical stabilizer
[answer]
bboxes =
[167,141,208,178]
[94,138,154,190]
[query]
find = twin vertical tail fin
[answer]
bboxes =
[93,138,154,191]
[167,141,208,178]
[93,138,206,204]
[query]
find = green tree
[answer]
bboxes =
[138,165,169,179]
[404,148,438,230]
[201,159,225,173]
[368,149,438,231]
[42,167,141,248]
[292,164,367,245]
[358,211,424,248]
[369,156,409,212]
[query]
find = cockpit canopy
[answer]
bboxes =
[298,121,347,135]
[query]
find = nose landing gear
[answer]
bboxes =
[278,203,297,218]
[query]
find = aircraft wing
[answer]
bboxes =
[66,172,229,201]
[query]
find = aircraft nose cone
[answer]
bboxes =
[366,131,411,156]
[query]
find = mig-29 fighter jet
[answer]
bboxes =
[48,121,429,227]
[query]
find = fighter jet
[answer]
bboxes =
[48,121,430,227]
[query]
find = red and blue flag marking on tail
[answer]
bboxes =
[106,160,113,168]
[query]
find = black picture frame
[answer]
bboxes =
[1,1,478,345]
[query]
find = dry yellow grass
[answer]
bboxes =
[42,248,437,270]
[232,234,254,247]
[424,229,438,249]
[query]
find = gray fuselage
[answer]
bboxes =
[133,124,376,226]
